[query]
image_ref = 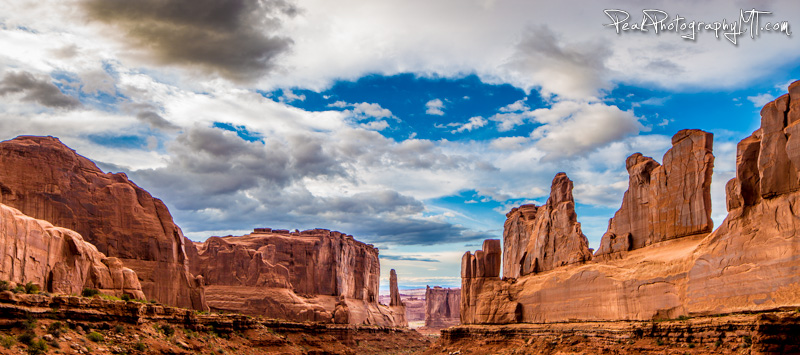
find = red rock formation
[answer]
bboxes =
[424,286,460,329]
[502,173,592,279]
[595,130,714,257]
[460,81,800,325]
[687,80,800,315]
[461,239,520,324]
[0,136,205,310]
[190,229,406,326]
[389,269,401,307]
[0,203,145,299]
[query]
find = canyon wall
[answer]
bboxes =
[424,286,460,329]
[0,136,205,310]
[189,229,406,326]
[461,80,800,325]
[0,203,145,299]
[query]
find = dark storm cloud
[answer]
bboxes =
[82,0,296,82]
[128,124,491,246]
[0,71,81,109]
[137,111,180,130]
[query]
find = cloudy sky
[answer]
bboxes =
[1,0,798,291]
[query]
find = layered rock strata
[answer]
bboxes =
[595,130,714,257]
[502,173,592,279]
[424,286,460,329]
[0,203,145,299]
[0,136,205,310]
[461,81,800,325]
[190,229,406,326]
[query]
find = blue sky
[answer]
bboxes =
[0,0,799,291]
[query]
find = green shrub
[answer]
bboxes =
[98,294,121,301]
[48,321,63,337]
[743,335,752,346]
[24,282,39,294]
[21,315,37,330]
[13,285,25,293]
[17,331,35,346]
[688,342,695,348]
[677,315,689,321]
[714,340,722,347]
[27,339,47,355]
[134,342,146,351]
[82,288,100,297]
[161,324,175,337]
[115,324,125,333]
[0,335,15,348]
[121,294,131,302]
[0,280,9,292]
[655,338,664,346]
[87,331,104,343]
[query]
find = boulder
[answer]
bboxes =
[0,136,205,310]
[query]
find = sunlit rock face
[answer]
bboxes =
[461,81,800,325]
[0,203,145,299]
[0,136,205,310]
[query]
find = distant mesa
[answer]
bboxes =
[187,228,407,326]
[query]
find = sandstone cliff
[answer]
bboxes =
[0,203,145,299]
[502,173,592,279]
[190,228,406,326]
[0,136,205,310]
[595,129,714,257]
[460,80,800,325]
[424,286,460,329]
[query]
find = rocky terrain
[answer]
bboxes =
[0,136,205,310]
[448,80,800,352]
[0,291,430,355]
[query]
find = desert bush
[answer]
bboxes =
[27,339,47,355]
[87,331,104,343]
[0,280,9,291]
[0,335,15,348]
[17,331,35,346]
[121,294,131,301]
[82,288,100,297]
[24,282,39,294]
[47,321,63,337]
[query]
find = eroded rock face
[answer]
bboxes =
[424,286,460,329]
[0,203,145,299]
[191,228,406,326]
[0,136,205,310]
[595,130,714,257]
[687,80,800,315]
[462,239,520,324]
[502,173,592,279]
[460,82,800,325]
[390,269,401,307]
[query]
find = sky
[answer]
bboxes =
[0,0,798,292]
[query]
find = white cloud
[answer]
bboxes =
[499,99,528,112]
[280,89,306,102]
[451,116,487,133]
[529,101,644,159]
[425,98,445,115]
[747,93,775,107]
